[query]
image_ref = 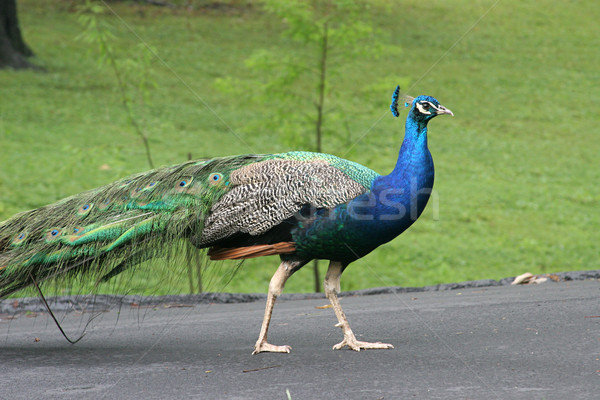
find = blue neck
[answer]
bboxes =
[355,114,435,240]
[383,116,433,189]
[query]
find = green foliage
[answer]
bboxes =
[215,0,401,152]
[1,0,599,296]
[76,1,116,66]
[76,0,157,168]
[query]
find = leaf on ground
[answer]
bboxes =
[512,272,548,285]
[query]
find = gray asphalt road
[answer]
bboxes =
[1,279,598,400]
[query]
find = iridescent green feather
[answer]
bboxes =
[0,155,264,297]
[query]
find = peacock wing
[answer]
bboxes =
[199,152,380,245]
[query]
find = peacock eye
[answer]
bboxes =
[45,228,63,241]
[12,232,28,245]
[176,177,193,189]
[98,199,112,210]
[71,226,85,236]
[12,232,27,246]
[421,102,430,110]
[208,173,223,186]
[78,203,94,216]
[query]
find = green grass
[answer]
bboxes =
[1,0,598,296]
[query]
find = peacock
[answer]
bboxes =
[0,86,452,353]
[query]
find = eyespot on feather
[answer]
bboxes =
[178,177,193,187]
[97,199,112,211]
[175,177,194,192]
[66,226,86,243]
[45,228,63,241]
[208,173,223,186]
[77,203,94,216]
[66,226,85,242]
[12,232,28,246]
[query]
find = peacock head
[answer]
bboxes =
[390,86,453,124]
[407,95,454,124]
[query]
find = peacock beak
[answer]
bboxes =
[436,105,454,116]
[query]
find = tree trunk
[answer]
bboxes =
[311,22,329,293]
[0,0,37,70]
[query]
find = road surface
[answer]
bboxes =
[1,274,598,399]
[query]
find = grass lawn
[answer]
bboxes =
[0,0,598,295]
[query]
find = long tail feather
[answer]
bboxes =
[0,155,263,297]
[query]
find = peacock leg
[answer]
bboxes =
[252,260,296,354]
[324,261,394,351]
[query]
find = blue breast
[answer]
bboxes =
[293,150,434,262]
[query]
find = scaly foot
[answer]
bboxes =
[252,341,292,355]
[333,332,394,351]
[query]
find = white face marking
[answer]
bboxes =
[415,101,432,115]
[416,101,442,115]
